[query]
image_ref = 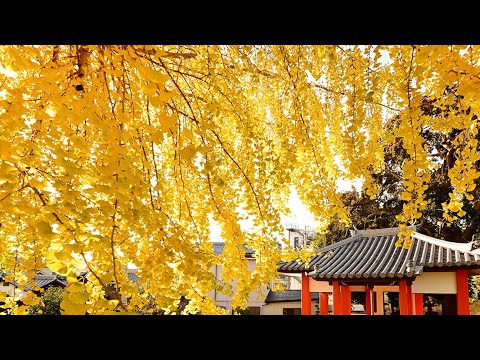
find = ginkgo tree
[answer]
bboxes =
[0,45,478,314]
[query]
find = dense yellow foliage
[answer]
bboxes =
[0,45,478,314]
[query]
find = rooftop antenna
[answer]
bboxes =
[349,224,359,237]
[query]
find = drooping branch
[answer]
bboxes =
[211,130,263,219]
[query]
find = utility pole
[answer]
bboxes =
[304,225,307,249]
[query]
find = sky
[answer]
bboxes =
[210,178,363,242]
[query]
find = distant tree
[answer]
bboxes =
[468,276,479,299]
[325,93,480,245]
[27,286,63,315]
[234,307,251,315]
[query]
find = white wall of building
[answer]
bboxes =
[287,230,306,248]
[278,273,302,290]
[0,283,15,297]
[261,301,300,315]
[412,272,457,294]
[261,300,319,315]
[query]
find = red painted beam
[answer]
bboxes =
[341,284,351,315]
[414,293,424,315]
[456,270,470,315]
[399,279,409,315]
[301,272,312,315]
[319,292,329,315]
[332,281,342,315]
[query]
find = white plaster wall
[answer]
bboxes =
[262,301,301,315]
[0,283,15,296]
[261,300,318,315]
[412,272,457,294]
[287,230,306,247]
[288,275,302,290]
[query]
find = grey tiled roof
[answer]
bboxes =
[278,227,480,279]
[25,274,68,290]
[212,242,255,257]
[4,268,138,290]
[127,272,139,283]
[265,289,319,303]
[213,243,226,255]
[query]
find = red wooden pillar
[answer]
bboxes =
[414,293,424,315]
[332,281,342,315]
[341,284,351,315]
[456,270,470,315]
[301,272,311,315]
[399,279,411,315]
[365,285,373,315]
[319,292,329,315]
[406,282,413,315]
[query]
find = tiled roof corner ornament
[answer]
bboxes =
[307,264,321,276]
[406,260,414,273]
[470,233,480,251]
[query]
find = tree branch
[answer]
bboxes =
[0,184,29,202]
[211,130,263,218]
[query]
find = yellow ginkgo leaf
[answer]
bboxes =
[66,282,85,293]
[68,291,89,304]
[61,299,89,315]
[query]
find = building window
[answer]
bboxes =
[2,282,9,287]
[248,306,261,315]
[294,237,300,248]
[283,308,301,315]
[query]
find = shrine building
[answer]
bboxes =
[277,227,480,315]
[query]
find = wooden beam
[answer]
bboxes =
[319,292,329,315]
[456,269,470,315]
[414,293,423,315]
[301,272,312,315]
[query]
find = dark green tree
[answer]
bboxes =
[27,286,63,315]
[325,94,480,245]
